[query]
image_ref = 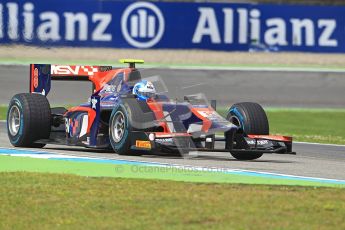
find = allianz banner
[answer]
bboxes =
[0,1,344,52]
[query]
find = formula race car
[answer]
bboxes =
[6,59,295,160]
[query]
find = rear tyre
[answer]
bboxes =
[227,102,269,160]
[7,93,51,148]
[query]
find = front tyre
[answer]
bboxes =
[227,102,269,160]
[227,102,269,135]
[7,93,51,147]
[109,105,132,155]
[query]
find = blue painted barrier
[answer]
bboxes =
[0,1,344,52]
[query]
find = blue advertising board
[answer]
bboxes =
[0,0,344,52]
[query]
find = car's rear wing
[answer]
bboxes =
[29,64,113,96]
[30,60,144,96]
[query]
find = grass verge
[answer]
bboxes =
[0,171,344,229]
[1,155,343,188]
[267,109,345,144]
[0,106,6,120]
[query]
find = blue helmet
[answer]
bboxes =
[132,80,156,101]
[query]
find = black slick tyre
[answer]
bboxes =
[109,98,158,155]
[7,93,51,148]
[109,104,132,155]
[227,102,269,160]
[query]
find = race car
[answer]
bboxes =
[6,59,295,160]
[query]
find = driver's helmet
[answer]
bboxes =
[132,80,156,101]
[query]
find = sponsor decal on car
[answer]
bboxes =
[155,138,174,144]
[246,139,269,145]
[51,65,98,76]
[33,68,39,88]
[136,140,151,149]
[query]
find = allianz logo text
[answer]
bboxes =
[0,2,112,42]
[192,7,338,47]
[0,1,164,48]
